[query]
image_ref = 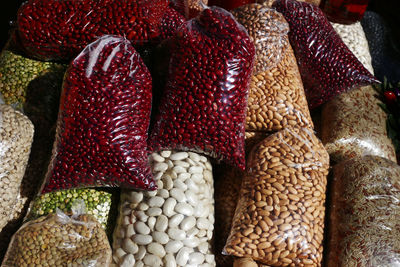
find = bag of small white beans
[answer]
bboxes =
[224,127,330,266]
[112,150,215,267]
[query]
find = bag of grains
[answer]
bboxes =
[149,6,255,170]
[159,6,187,41]
[171,0,208,18]
[0,104,34,232]
[1,207,112,267]
[224,127,330,266]
[327,156,400,266]
[112,150,215,267]
[40,35,155,193]
[16,0,169,61]
[272,0,379,109]
[232,4,313,132]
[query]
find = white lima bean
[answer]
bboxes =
[112,150,215,267]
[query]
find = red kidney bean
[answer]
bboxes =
[41,35,155,194]
[273,0,379,109]
[149,7,255,170]
[17,0,169,61]
[159,6,187,41]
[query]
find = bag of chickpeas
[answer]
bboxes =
[232,4,314,133]
[224,127,330,266]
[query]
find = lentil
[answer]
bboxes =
[2,211,112,266]
[232,4,313,132]
[112,151,215,266]
[41,35,155,193]
[224,127,329,266]
[327,156,400,267]
[272,0,379,109]
[149,7,255,170]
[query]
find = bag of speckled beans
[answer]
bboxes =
[0,104,34,232]
[112,151,216,267]
[272,0,379,109]
[16,0,169,61]
[327,156,400,267]
[232,4,313,132]
[224,127,330,266]
[2,208,112,267]
[40,35,156,194]
[149,6,255,170]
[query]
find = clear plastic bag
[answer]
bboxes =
[2,206,112,267]
[149,6,255,170]
[16,0,169,61]
[272,0,379,109]
[224,127,329,266]
[112,150,215,267]
[327,156,400,267]
[41,35,155,193]
[232,4,313,132]
[159,6,187,41]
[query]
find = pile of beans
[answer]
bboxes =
[232,4,313,132]
[0,104,34,232]
[41,35,155,193]
[224,127,329,266]
[17,0,169,61]
[149,6,255,170]
[272,0,378,109]
[112,150,215,267]
[2,212,112,266]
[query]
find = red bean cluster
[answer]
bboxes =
[273,0,379,109]
[159,7,187,41]
[17,0,169,61]
[149,7,255,170]
[41,35,155,194]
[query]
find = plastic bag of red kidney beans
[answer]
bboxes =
[159,6,187,41]
[16,0,169,61]
[149,6,255,170]
[272,0,379,109]
[40,35,155,194]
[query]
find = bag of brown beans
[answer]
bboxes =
[171,0,208,18]
[327,156,400,267]
[232,4,313,132]
[224,127,330,266]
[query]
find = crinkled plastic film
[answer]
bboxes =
[224,127,329,266]
[16,0,169,61]
[232,4,313,132]
[41,35,155,193]
[272,0,379,109]
[150,6,255,170]
[2,207,112,266]
[327,156,400,267]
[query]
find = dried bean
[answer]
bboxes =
[327,156,400,266]
[272,0,379,109]
[149,7,255,170]
[232,5,313,132]
[224,127,329,266]
[2,212,111,267]
[41,35,155,193]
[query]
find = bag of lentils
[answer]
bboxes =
[16,0,169,61]
[327,156,400,266]
[112,150,215,267]
[40,35,155,193]
[232,4,313,132]
[149,6,255,170]
[224,127,330,266]
[272,0,379,109]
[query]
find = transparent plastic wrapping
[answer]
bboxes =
[272,0,379,109]
[322,85,396,163]
[41,35,155,194]
[16,0,169,61]
[327,156,400,267]
[232,4,313,132]
[0,104,34,232]
[112,151,215,267]
[159,6,187,41]
[245,131,269,156]
[224,127,330,266]
[150,7,255,170]
[2,207,112,267]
